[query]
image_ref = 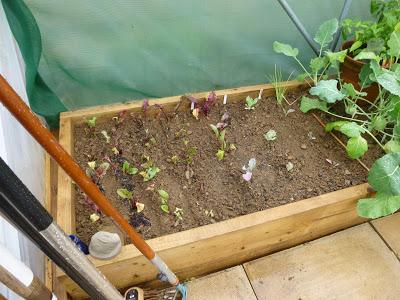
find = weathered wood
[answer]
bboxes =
[60,80,310,124]
[371,213,400,259]
[58,184,371,299]
[56,80,372,299]
[243,223,400,300]
[186,266,257,300]
[57,118,75,234]
[45,130,70,300]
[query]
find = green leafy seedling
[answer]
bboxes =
[117,188,133,200]
[158,189,170,213]
[86,117,97,128]
[174,207,184,221]
[140,166,160,182]
[122,161,138,175]
[245,96,259,110]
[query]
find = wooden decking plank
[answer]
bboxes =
[186,265,257,300]
[371,213,400,259]
[243,223,400,300]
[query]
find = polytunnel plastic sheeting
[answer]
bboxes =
[10,1,371,126]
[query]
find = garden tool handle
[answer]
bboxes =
[0,76,157,260]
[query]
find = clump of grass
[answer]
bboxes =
[267,65,294,116]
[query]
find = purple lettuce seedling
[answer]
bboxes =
[202,91,217,116]
[242,158,256,181]
[142,99,150,114]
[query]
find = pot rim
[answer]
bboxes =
[341,40,366,67]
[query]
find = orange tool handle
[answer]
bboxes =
[0,74,155,260]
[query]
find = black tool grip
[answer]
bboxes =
[0,157,53,231]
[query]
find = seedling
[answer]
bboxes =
[187,95,200,119]
[264,130,277,141]
[142,99,150,114]
[210,124,227,160]
[86,161,110,180]
[117,188,133,200]
[101,130,111,143]
[174,207,184,221]
[82,193,101,215]
[186,147,197,164]
[267,65,295,116]
[245,96,258,110]
[153,103,168,119]
[171,155,179,164]
[158,189,170,213]
[216,112,230,130]
[133,200,145,213]
[86,117,97,128]
[242,158,256,181]
[139,166,160,182]
[122,161,138,175]
[111,147,120,155]
[202,91,217,116]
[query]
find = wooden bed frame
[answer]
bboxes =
[55,81,372,299]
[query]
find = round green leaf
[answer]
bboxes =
[300,96,328,113]
[273,41,298,57]
[346,136,368,159]
[357,193,400,219]
[368,153,400,195]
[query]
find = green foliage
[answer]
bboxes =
[86,117,97,128]
[216,149,225,161]
[158,189,169,213]
[117,188,133,199]
[309,80,346,103]
[186,147,197,164]
[299,96,328,113]
[368,153,400,195]
[139,166,160,182]
[272,41,298,57]
[264,129,277,141]
[267,65,290,106]
[357,193,400,218]
[122,161,138,175]
[384,140,400,153]
[314,19,338,49]
[346,136,368,159]
[174,207,184,220]
[245,96,259,110]
[342,0,400,59]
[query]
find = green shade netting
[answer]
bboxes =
[4,0,371,127]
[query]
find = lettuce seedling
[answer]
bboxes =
[122,161,138,175]
[202,91,217,116]
[117,188,133,200]
[86,117,97,128]
[86,161,110,180]
[216,112,230,130]
[245,96,258,110]
[186,147,197,164]
[242,158,256,181]
[140,166,160,182]
[142,99,149,113]
[187,95,200,119]
[210,124,227,160]
[158,189,170,213]
[264,130,277,141]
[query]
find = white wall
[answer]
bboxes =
[0,2,45,299]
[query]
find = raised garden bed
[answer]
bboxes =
[56,81,374,299]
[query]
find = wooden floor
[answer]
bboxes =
[187,215,400,300]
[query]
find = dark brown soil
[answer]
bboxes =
[73,92,374,245]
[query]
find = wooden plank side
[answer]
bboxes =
[60,80,309,124]
[58,183,371,299]
[243,223,400,300]
[186,266,257,300]
[56,118,75,234]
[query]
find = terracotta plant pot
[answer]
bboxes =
[340,40,379,101]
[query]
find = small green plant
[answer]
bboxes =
[122,161,138,175]
[158,189,169,213]
[117,188,133,200]
[170,155,179,164]
[267,65,295,115]
[139,166,160,182]
[86,117,97,128]
[174,207,184,221]
[264,129,277,141]
[245,96,259,110]
[210,124,226,161]
[186,147,197,164]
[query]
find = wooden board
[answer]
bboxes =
[243,223,400,300]
[186,266,257,300]
[56,80,373,299]
[371,213,400,259]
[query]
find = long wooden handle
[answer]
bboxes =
[0,74,155,260]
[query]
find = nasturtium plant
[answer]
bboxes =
[245,96,259,110]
